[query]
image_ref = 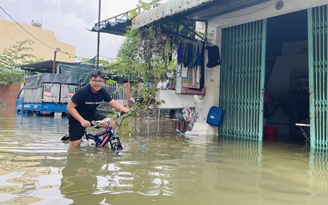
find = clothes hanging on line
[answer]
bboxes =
[206,45,221,68]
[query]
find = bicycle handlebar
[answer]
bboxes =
[90,111,125,128]
[90,120,111,128]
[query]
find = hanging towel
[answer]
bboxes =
[195,44,201,83]
[192,67,197,86]
[192,43,197,67]
[195,44,201,67]
[177,41,184,64]
[188,43,193,68]
[206,45,221,68]
[183,42,189,68]
[196,66,201,83]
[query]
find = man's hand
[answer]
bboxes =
[121,107,129,113]
[80,119,90,128]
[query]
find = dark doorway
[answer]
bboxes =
[265,10,309,145]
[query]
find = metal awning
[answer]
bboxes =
[90,10,133,35]
[132,0,271,29]
[132,0,216,29]
[92,0,270,35]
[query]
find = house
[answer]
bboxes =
[93,0,328,149]
[0,19,75,62]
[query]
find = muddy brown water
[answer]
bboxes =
[0,109,327,205]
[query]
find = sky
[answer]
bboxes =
[0,0,167,61]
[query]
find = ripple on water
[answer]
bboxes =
[1,114,328,204]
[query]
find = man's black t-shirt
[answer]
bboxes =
[69,84,112,119]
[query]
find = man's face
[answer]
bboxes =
[89,76,104,93]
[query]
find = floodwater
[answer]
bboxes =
[0,109,328,205]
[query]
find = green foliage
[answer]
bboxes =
[116,24,174,110]
[0,39,39,85]
[0,67,24,85]
[129,0,164,19]
[0,39,38,68]
[109,0,203,134]
[103,1,168,134]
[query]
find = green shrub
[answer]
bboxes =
[0,67,24,85]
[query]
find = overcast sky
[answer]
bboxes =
[0,0,167,61]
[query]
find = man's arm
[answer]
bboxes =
[67,100,90,128]
[108,99,129,113]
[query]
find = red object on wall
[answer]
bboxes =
[124,83,131,107]
[263,126,277,141]
[264,89,273,105]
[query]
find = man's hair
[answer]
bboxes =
[89,69,105,80]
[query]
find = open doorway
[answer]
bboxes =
[264,10,309,145]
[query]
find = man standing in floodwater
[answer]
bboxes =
[67,69,129,148]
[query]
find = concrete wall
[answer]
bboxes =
[0,19,75,62]
[210,0,328,29]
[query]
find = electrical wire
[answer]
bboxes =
[0,6,88,60]
[0,6,55,51]
[99,55,117,61]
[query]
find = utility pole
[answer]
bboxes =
[52,48,60,73]
[97,0,101,69]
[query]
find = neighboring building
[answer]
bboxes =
[0,19,75,62]
[95,0,328,149]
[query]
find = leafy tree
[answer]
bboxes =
[0,39,43,85]
[106,0,205,134]
[0,39,38,68]
[116,24,176,108]
[114,0,193,106]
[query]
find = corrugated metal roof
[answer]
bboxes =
[93,0,271,34]
[131,0,271,29]
[132,0,216,29]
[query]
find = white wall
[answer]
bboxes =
[211,0,328,29]
[155,90,196,109]
[266,54,308,93]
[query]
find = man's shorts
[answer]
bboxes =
[68,112,107,141]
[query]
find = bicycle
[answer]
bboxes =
[61,113,124,153]
[85,119,123,153]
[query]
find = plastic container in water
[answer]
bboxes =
[263,126,277,141]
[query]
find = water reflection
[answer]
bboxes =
[0,152,66,204]
[309,149,328,205]
[0,115,68,154]
[60,148,107,204]
[0,111,328,204]
[0,107,16,118]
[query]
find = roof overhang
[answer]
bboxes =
[132,0,216,29]
[92,0,271,35]
[21,60,96,85]
[20,60,81,73]
[90,10,132,35]
[132,0,271,29]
